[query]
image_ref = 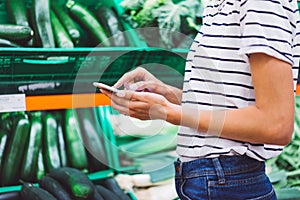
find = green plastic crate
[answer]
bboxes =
[0,47,187,96]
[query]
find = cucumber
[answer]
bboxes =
[0,38,20,47]
[5,0,33,46]
[0,25,33,41]
[20,112,43,182]
[48,167,95,200]
[6,0,28,26]
[51,0,80,45]
[43,112,61,173]
[0,113,31,186]
[65,0,110,47]
[99,178,131,200]
[20,183,56,200]
[38,175,72,200]
[64,109,88,170]
[55,112,68,167]
[31,0,55,47]
[36,149,45,180]
[50,10,74,48]
[0,130,8,173]
[0,191,21,200]
[95,185,121,200]
[94,6,127,46]
[75,108,107,171]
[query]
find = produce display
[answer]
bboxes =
[120,0,203,48]
[0,167,131,200]
[0,108,108,187]
[266,96,300,199]
[0,0,128,47]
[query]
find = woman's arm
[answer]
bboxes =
[168,53,295,145]
[103,53,295,145]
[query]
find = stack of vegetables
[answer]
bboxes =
[266,96,300,199]
[0,167,132,200]
[120,0,203,48]
[0,0,128,47]
[0,108,108,187]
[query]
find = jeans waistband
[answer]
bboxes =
[174,155,264,180]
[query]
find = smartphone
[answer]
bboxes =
[93,82,119,93]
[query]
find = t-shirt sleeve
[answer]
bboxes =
[238,0,296,65]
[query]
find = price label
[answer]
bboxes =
[0,94,26,113]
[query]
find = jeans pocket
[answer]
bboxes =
[208,173,277,200]
[175,176,208,200]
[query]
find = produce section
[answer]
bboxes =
[0,0,299,199]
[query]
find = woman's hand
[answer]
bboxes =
[114,67,182,105]
[101,89,180,122]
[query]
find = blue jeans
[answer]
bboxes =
[174,155,277,200]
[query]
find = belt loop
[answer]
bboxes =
[212,158,226,184]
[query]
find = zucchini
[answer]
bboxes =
[51,0,80,44]
[20,112,43,182]
[94,6,127,46]
[75,108,107,171]
[95,185,121,200]
[64,109,88,170]
[99,178,131,200]
[0,38,20,47]
[38,175,72,200]
[36,149,45,180]
[43,112,61,173]
[0,130,8,173]
[55,111,68,167]
[20,183,56,200]
[0,113,31,186]
[6,0,28,26]
[0,191,21,200]
[0,24,33,42]
[48,167,95,200]
[50,10,74,48]
[5,0,33,46]
[31,0,55,47]
[65,0,110,47]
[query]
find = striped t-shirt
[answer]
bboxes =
[177,0,300,162]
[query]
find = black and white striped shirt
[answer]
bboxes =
[177,0,300,162]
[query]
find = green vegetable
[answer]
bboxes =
[36,149,45,180]
[43,112,61,172]
[0,191,21,199]
[118,133,177,158]
[120,0,202,48]
[0,24,33,42]
[6,0,34,46]
[65,0,110,47]
[64,109,88,170]
[1,113,30,186]
[39,175,72,200]
[48,167,95,200]
[20,112,43,182]
[0,38,20,47]
[75,108,107,170]
[31,0,55,47]
[50,10,74,48]
[94,5,127,46]
[55,111,68,167]
[20,183,56,200]
[95,185,121,200]
[99,178,131,200]
[51,0,80,44]
[0,130,8,173]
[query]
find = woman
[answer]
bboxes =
[100,0,300,199]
